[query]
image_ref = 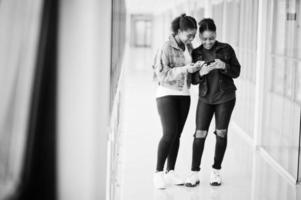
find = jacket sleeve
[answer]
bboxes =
[191,49,204,85]
[191,71,204,85]
[220,45,241,78]
[153,44,187,82]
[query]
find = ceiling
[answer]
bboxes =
[125,0,190,14]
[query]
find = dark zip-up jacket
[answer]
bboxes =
[191,41,241,97]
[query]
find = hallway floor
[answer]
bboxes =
[116,47,301,200]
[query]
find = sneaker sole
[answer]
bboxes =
[184,180,200,187]
[210,182,221,186]
[154,185,167,190]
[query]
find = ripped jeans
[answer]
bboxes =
[191,98,236,171]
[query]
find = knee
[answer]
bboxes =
[161,136,173,144]
[215,129,227,139]
[194,130,208,139]
[161,132,176,143]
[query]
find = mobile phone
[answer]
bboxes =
[205,60,215,65]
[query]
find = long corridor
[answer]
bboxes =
[116,47,301,200]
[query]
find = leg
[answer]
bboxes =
[191,100,215,171]
[167,96,190,171]
[212,98,236,170]
[156,96,180,172]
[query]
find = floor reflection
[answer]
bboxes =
[252,152,300,200]
[118,47,301,200]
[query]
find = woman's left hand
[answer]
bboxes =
[212,59,226,70]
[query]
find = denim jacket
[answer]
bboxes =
[152,35,193,91]
[191,41,241,97]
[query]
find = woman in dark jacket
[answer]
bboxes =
[184,18,241,187]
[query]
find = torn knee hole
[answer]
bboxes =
[194,130,207,138]
[215,129,227,138]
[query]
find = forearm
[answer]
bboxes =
[191,71,205,84]
[155,65,188,82]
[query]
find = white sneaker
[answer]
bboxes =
[210,169,222,186]
[165,170,184,185]
[153,171,167,189]
[184,171,200,187]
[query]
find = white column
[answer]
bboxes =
[252,1,269,198]
[58,0,111,199]
[253,0,269,147]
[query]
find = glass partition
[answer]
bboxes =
[262,0,301,181]
[221,0,259,139]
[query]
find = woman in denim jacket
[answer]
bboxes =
[184,18,241,187]
[153,14,204,189]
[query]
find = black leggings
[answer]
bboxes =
[191,98,236,171]
[156,95,190,172]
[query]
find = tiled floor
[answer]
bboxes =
[117,47,301,200]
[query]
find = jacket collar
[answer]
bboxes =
[169,34,183,50]
[214,41,228,50]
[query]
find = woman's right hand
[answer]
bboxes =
[199,62,215,76]
[186,61,205,73]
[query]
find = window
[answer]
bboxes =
[131,15,153,48]
[262,0,301,181]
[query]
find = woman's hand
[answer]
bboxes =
[199,59,226,76]
[199,64,214,76]
[211,59,226,70]
[186,61,205,73]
